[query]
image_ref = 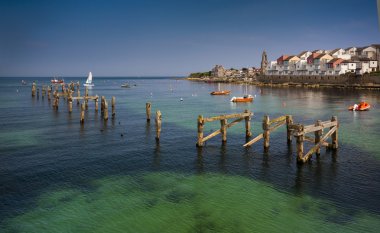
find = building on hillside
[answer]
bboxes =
[355,58,378,75]
[345,47,357,56]
[211,65,225,78]
[283,56,300,75]
[326,58,345,75]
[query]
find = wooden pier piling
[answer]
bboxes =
[155,110,162,141]
[103,98,108,121]
[80,102,85,124]
[101,96,105,114]
[263,115,270,149]
[314,120,322,155]
[68,99,73,113]
[286,115,293,144]
[112,96,116,118]
[196,115,204,147]
[85,87,89,110]
[220,118,227,142]
[296,134,304,163]
[31,82,36,97]
[244,109,252,138]
[95,98,99,112]
[146,102,151,122]
[331,116,338,149]
[77,88,80,105]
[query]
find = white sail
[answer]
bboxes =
[83,72,94,86]
[86,72,92,84]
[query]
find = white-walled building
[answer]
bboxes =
[266,45,379,76]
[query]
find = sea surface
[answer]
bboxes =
[1,77,380,232]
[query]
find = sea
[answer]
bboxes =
[1,76,380,232]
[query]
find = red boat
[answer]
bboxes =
[51,78,64,84]
[230,95,254,103]
[348,102,371,111]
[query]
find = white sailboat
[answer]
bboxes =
[83,72,94,87]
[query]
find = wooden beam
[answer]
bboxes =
[302,125,337,162]
[201,117,244,143]
[268,120,286,132]
[203,112,252,122]
[269,115,287,125]
[286,115,293,144]
[243,133,264,147]
[196,115,204,147]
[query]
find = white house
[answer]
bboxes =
[360,46,377,59]
[345,47,357,56]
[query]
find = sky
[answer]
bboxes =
[0,0,379,77]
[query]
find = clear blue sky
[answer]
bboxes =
[0,0,379,77]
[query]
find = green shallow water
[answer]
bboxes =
[3,172,380,233]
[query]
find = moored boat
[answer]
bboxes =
[121,83,130,88]
[210,83,230,95]
[51,78,64,84]
[230,94,253,103]
[348,102,370,111]
[210,90,231,95]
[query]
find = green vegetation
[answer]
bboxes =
[189,71,211,78]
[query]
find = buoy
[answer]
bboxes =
[180,98,183,101]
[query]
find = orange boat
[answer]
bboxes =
[348,102,371,111]
[210,90,231,95]
[230,95,253,103]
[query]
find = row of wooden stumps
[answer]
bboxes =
[146,102,162,141]
[31,82,116,124]
[197,111,339,164]
[196,110,253,147]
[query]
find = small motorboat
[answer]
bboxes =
[211,83,230,95]
[121,83,130,88]
[210,90,231,95]
[51,78,64,84]
[230,94,254,103]
[348,102,371,111]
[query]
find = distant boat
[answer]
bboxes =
[21,80,27,85]
[121,82,130,88]
[348,102,370,111]
[83,72,94,87]
[230,94,254,103]
[210,83,231,95]
[51,77,64,84]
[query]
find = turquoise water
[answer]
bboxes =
[1,77,380,232]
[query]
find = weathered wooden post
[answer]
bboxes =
[155,110,162,141]
[220,118,227,143]
[146,102,151,122]
[101,96,105,114]
[104,98,109,121]
[196,115,204,147]
[331,116,338,149]
[263,115,270,149]
[314,120,322,156]
[296,126,304,163]
[37,88,39,98]
[286,115,293,144]
[111,96,116,118]
[95,97,99,112]
[47,86,51,101]
[31,82,36,97]
[85,87,89,110]
[80,102,85,124]
[77,87,80,105]
[53,93,59,110]
[244,109,252,138]
[42,86,46,96]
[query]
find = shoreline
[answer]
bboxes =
[186,75,380,90]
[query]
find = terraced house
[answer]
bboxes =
[266,45,379,76]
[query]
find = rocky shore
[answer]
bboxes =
[187,73,380,90]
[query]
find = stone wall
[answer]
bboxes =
[256,74,380,86]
